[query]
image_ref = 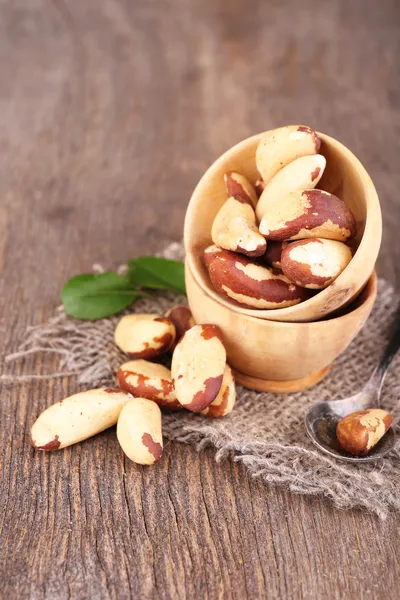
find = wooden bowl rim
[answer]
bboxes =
[186,262,378,329]
[184,129,381,321]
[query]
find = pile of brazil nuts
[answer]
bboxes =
[204,125,358,309]
[31,306,236,466]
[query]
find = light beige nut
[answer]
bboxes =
[255,154,326,221]
[254,179,265,197]
[117,360,182,411]
[224,171,258,208]
[211,196,267,257]
[117,398,163,465]
[336,409,393,456]
[263,241,289,270]
[204,245,310,309]
[114,314,176,358]
[165,305,195,349]
[201,365,236,418]
[171,324,226,412]
[281,238,352,289]
[31,388,131,450]
[256,125,321,184]
[259,189,357,241]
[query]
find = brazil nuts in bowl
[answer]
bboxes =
[184,126,382,322]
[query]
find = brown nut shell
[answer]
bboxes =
[211,196,266,257]
[224,171,258,208]
[31,388,132,450]
[204,245,310,309]
[171,324,226,412]
[114,314,176,358]
[281,238,353,289]
[117,360,182,411]
[259,189,357,241]
[165,305,196,348]
[255,154,326,221]
[336,409,393,456]
[117,398,163,465]
[201,364,236,418]
[256,125,321,184]
[263,241,289,270]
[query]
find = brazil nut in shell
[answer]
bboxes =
[204,245,310,309]
[171,324,226,412]
[117,398,163,465]
[281,238,353,289]
[336,409,393,456]
[201,364,236,418]
[114,314,176,358]
[259,189,357,242]
[165,305,196,348]
[256,125,321,184]
[117,360,182,410]
[31,388,132,451]
[224,171,258,208]
[211,196,266,257]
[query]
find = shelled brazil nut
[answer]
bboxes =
[336,409,393,456]
[200,364,236,418]
[211,194,266,257]
[255,154,326,221]
[165,305,195,349]
[31,388,132,450]
[114,314,176,358]
[256,125,321,184]
[117,397,163,465]
[171,324,227,412]
[117,360,182,410]
[259,189,356,241]
[281,238,353,289]
[204,245,310,309]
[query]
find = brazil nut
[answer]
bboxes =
[204,245,310,309]
[171,324,226,412]
[263,241,289,270]
[256,154,326,221]
[224,171,258,208]
[281,238,353,289]
[31,388,131,450]
[336,409,393,456]
[211,196,266,257]
[114,314,176,358]
[259,189,357,241]
[256,125,321,184]
[117,360,182,410]
[165,305,195,348]
[201,364,236,418]
[117,398,163,465]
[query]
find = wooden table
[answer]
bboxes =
[1,1,399,598]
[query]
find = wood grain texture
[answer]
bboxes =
[0,0,399,598]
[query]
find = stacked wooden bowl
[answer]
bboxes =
[184,130,382,392]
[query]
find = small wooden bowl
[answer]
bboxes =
[186,262,377,392]
[184,129,381,322]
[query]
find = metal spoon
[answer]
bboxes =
[305,305,400,462]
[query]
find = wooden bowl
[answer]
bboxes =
[184,129,381,322]
[186,262,377,392]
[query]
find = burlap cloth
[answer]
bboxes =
[2,242,400,519]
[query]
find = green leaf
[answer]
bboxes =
[128,257,186,295]
[61,272,139,320]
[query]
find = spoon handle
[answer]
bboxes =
[368,304,400,400]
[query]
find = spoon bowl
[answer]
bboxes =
[305,396,396,463]
[305,305,400,462]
